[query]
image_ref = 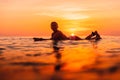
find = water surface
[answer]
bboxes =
[0,36,120,80]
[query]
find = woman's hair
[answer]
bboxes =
[51,22,58,27]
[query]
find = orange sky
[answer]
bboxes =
[0,0,120,37]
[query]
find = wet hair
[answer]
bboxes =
[51,22,58,27]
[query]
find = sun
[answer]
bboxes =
[69,28,76,36]
[71,33,75,36]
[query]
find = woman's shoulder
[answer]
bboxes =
[52,30,60,34]
[55,30,63,34]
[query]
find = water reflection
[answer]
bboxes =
[0,37,120,80]
[89,40,101,49]
[52,40,64,71]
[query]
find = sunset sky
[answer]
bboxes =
[0,0,120,37]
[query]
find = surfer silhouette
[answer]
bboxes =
[33,22,101,41]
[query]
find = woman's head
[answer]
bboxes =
[51,22,58,31]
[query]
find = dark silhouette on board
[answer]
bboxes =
[33,22,101,41]
[50,22,68,40]
[85,31,102,41]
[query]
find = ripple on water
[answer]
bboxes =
[0,48,6,50]
[10,62,54,66]
[7,46,22,50]
[0,57,5,60]
[106,51,120,53]
[106,48,120,53]
[110,48,120,50]
[0,51,3,54]
[0,48,5,54]
[26,53,42,57]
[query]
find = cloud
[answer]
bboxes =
[33,5,91,20]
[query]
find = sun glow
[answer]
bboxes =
[71,33,75,36]
[69,28,76,32]
[68,28,76,35]
[67,27,90,33]
[62,14,89,20]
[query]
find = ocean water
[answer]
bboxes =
[0,36,120,80]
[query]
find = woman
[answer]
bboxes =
[50,22,68,40]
